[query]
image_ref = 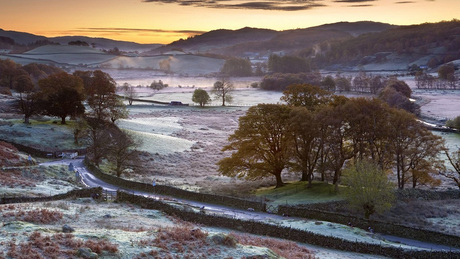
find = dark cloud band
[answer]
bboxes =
[76,28,205,34]
[143,0,325,11]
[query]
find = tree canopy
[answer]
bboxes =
[221,58,252,76]
[38,72,85,124]
[218,104,293,188]
[192,88,211,107]
[342,160,395,219]
[212,78,234,106]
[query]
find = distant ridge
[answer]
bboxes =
[146,21,395,56]
[0,29,162,52]
[0,28,48,45]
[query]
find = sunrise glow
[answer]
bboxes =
[0,0,459,44]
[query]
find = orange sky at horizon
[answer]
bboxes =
[0,0,459,44]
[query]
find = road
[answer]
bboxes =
[41,158,460,252]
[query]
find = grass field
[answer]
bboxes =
[255,181,345,207]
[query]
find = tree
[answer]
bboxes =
[268,54,309,73]
[123,84,137,105]
[343,98,393,168]
[446,115,460,130]
[441,149,460,189]
[86,119,113,166]
[72,118,89,145]
[86,70,118,121]
[0,59,21,89]
[109,97,129,123]
[379,86,420,115]
[321,75,336,92]
[335,75,352,92]
[73,70,93,93]
[281,84,331,111]
[387,109,445,188]
[405,129,445,188]
[221,58,252,76]
[319,96,354,188]
[192,88,211,107]
[385,78,412,98]
[14,74,39,124]
[108,131,140,177]
[289,107,324,185]
[438,63,455,80]
[218,104,292,188]
[342,160,395,219]
[212,78,234,106]
[38,72,85,124]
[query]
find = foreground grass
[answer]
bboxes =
[255,181,345,207]
[0,118,85,151]
[0,200,318,259]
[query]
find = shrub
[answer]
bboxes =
[230,232,316,259]
[5,231,118,258]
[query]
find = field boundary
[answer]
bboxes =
[116,191,460,259]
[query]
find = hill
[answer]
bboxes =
[310,20,460,71]
[0,29,161,53]
[50,35,162,52]
[2,21,459,73]
[148,22,395,57]
[0,28,48,45]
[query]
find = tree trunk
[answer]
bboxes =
[24,116,30,124]
[396,155,402,189]
[333,168,340,185]
[301,171,309,181]
[61,116,66,124]
[275,173,284,188]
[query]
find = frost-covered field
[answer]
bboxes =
[114,80,460,192]
[7,45,116,65]
[0,199,394,259]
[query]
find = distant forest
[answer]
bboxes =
[307,20,460,68]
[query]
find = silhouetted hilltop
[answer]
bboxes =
[146,22,395,57]
[310,20,460,70]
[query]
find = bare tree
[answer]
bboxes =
[124,85,138,105]
[212,77,234,106]
[109,131,141,177]
[441,150,460,189]
[72,118,89,145]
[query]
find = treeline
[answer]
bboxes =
[415,63,459,89]
[308,20,460,68]
[259,71,419,114]
[0,59,138,177]
[0,37,59,54]
[218,84,449,190]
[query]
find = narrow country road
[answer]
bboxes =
[40,158,460,252]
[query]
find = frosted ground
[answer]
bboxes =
[111,75,460,191]
[0,198,394,259]
[1,75,460,258]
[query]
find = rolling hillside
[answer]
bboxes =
[8,45,116,66]
[0,29,161,52]
[310,20,460,70]
[148,22,395,57]
[2,20,459,73]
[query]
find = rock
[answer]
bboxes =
[103,214,112,219]
[62,224,75,233]
[207,233,237,247]
[76,247,98,258]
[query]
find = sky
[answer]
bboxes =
[0,0,459,44]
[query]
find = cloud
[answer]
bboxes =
[333,0,375,2]
[76,28,206,35]
[143,0,325,11]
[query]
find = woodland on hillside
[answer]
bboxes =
[308,20,460,68]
